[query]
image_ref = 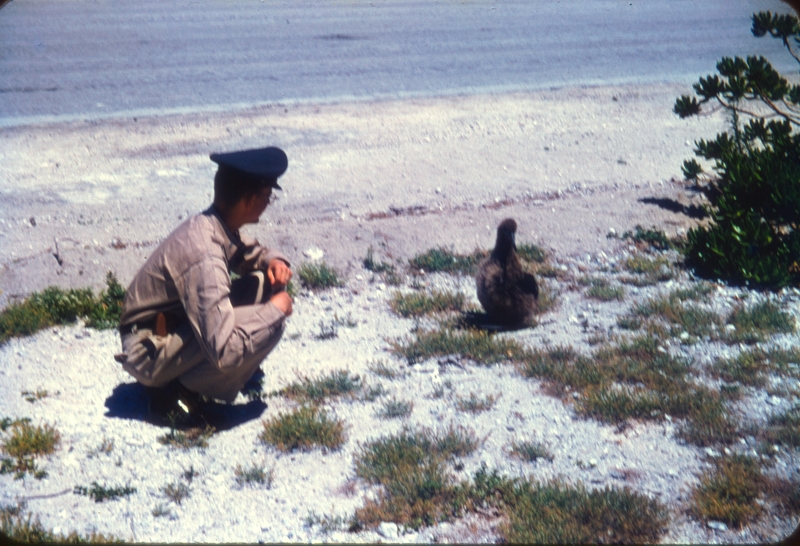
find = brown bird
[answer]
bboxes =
[476,218,539,326]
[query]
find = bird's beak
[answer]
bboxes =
[511,232,516,249]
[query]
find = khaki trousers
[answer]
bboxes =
[120,271,283,403]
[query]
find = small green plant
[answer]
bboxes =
[297,261,343,290]
[455,392,497,413]
[516,243,547,263]
[74,482,136,503]
[276,370,362,402]
[157,424,215,450]
[723,300,796,343]
[496,474,668,543]
[314,319,338,340]
[259,405,346,452]
[161,481,191,505]
[368,359,402,379]
[508,440,554,463]
[691,454,764,529]
[234,463,275,489]
[2,421,60,459]
[151,503,172,518]
[582,277,625,301]
[363,246,396,273]
[390,327,525,365]
[87,437,114,458]
[408,247,486,275]
[633,294,722,338]
[20,389,57,404]
[376,398,413,419]
[1,502,124,543]
[360,383,387,402]
[351,425,478,530]
[390,289,466,318]
[303,511,348,534]
[620,254,674,285]
[617,225,674,251]
[761,403,800,449]
[0,272,125,345]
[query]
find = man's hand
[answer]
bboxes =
[267,259,292,291]
[270,291,293,317]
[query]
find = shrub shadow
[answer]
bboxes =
[639,197,708,219]
[103,381,268,432]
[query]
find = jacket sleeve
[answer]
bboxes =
[234,234,291,274]
[177,249,286,372]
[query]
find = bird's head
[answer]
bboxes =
[495,218,518,253]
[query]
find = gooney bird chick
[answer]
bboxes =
[476,218,539,325]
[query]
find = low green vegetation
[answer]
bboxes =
[761,403,800,449]
[724,300,796,343]
[1,502,124,543]
[157,424,215,450]
[350,427,667,543]
[259,405,345,452]
[508,440,554,463]
[303,512,349,535]
[616,225,676,251]
[493,472,668,543]
[274,370,362,402]
[161,481,191,505]
[74,482,136,503]
[620,254,674,285]
[0,419,60,480]
[21,388,58,404]
[368,359,402,379]
[297,261,343,290]
[363,246,396,275]
[0,272,125,344]
[390,289,466,318]
[691,455,764,529]
[455,392,497,413]
[581,277,625,301]
[408,247,486,275]
[234,463,274,488]
[390,327,525,365]
[376,398,414,419]
[516,242,548,263]
[351,425,478,530]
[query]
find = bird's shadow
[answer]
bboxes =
[458,311,533,333]
[103,382,268,432]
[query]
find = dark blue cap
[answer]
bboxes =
[210,146,288,190]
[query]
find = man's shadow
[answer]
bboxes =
[104,377,268,432]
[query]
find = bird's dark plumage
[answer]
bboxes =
[476,218,539,326]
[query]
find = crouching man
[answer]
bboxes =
[115,146,293,419]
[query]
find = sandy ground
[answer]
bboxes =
[0,83,723,304]
[1,84,798,543]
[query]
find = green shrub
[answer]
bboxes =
[674,11,800,288]
[74,482,136,503]
[389,290,466,318]
[297,262,343,289]
[259,405,345,452]
[408,247,486,275]
[691,454,764,528]
[0,272,124,344]
[1,503,124,543]
[275,370,362,402]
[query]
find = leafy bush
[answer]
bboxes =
[674,11,800,288]
[0,272,125,344]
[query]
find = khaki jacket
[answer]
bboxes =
[119,206,288,388]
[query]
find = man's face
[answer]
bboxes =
[243,187,274,224]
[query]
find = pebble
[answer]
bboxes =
[377,522,399,539]
[708,521,728,532]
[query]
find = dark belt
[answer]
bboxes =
[119,312,183,337]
